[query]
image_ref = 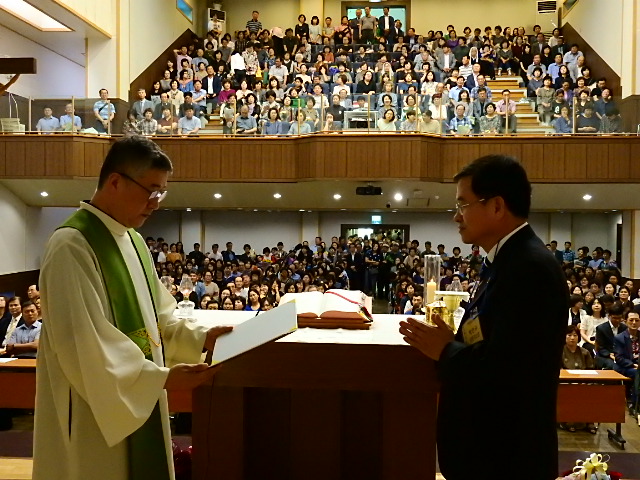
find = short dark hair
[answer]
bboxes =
[569,294,584,307]
[453,155,531,219]
[98,136,173,189]
[21,300,35,310]
[608,301,625,316]
[566,324,579,335]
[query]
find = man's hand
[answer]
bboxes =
[610,353,615,360]
[399,314,454,361]
[165,363,221,390]
[204,325,233,352]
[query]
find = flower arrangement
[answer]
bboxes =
[558,453,622,480]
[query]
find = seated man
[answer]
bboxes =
[595,301,627,369]
[177,105,201,136]
[36,106,60,134]
[59,103,82,132]
[614,310,640,415]
[3,301,40,359]
[236,105,258,134]
[495,89,517,133]
[447,104,472,135]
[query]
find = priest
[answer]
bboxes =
[33,136,232,480]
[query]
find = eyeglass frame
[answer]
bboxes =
[454,197,491,215]
[116,171,168,202]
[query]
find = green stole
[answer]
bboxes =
[60,208,170,480]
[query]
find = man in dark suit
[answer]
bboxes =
[597,301,628,369]
[551,37,567,58]
[378,7,395,43]
[345,243,364,291]
[400,155,568,480]
[614,309,640,412]
[131,88,154,121]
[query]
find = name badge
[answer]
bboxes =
[462,317,484,345]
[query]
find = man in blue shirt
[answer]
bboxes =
[236,106,258,134]
[448,104,472,134]
[36,107,60,134]
[93,88,116,133]
[448,76,468,103]
[177,105,200,136]
[547,54,564,82]
[562,241,576,265]
[5,301,40,358]
[59,103,82,132]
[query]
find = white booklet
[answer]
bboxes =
[210,301,298,365]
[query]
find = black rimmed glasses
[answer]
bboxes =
[117,172,168,202]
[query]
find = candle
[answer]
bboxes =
[426,280,437,304]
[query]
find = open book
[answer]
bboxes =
[279,290,373,323]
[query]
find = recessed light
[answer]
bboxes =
[612,209,618,212]
[340,208,347,211]
[394,193,403,201]
[40,191,49,197]
[186,208,191,212]
[273,193,282,199]
[447,209,454,212]
[299,209,305,212]
[253,209,258,212]
[333,193,342,200]
[392,210,398,213]
[583,194,592,201]
[213,193,222,199]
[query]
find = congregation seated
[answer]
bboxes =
[116,19,622,136]
[1,301,40,359]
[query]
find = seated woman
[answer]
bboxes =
[561,324,597,434]
[377,108,397,132]
[552,105,573,134]
[400,109,418,132]
[261,107,282,135]
[245,290,262,311]
[478,103,501,134]
[580,297,607,355]
[288,110,313,135]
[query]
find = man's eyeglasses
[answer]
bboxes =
[454,198,488,215]
[117,172,168,202]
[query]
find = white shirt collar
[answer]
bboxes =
[485,222,528,263]
[609,320,618,334]
[80,201,129,237]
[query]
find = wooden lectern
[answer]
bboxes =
[191,316,439,480]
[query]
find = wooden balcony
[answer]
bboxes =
[0,133,639,184]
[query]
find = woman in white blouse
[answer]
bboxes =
[580,298,607,355]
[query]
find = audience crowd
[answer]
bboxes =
[31,12,622,136]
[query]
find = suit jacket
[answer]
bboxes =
[201,75,222,97]
[132,99,154,120]
[345,252,364,272]
[464,74,480,91]
[531,42,548,56]
[614,329,637,370]
[437,225,568,480]
[154,102,175,120]
[596,321,627,358]
[551,44,567,58]
[435,52,456,72]
[378,15,395,39]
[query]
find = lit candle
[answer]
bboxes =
[426,279,437,304]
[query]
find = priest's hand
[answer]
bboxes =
[399,314,454,361]
[165,363,221,390]
[204,325,233,352]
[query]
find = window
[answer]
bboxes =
[176,0,193,22]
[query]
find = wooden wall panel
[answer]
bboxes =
[25,141,45,176]
[542,144,565,180]
[0,139,6,176]
[45,140,66,176]
[2,136,640,185]
[4,141,26,176]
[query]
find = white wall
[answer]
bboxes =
[25,206,77,270]
[54,0,116,36]
[563,0,623,75]
[0,184,28,274]
[0,25,85,99]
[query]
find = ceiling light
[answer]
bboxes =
[392,210,398,213]
[0,0,71,31]
[213,193,222,199]
[583,194,592,201]
[299,209,305,212]
[333,193,342,200]
[253,209,258,212]
[394,193,403,201]
[186,208,191,212]
[340,208,347,211]
[273,193,282,199]
[40,191,49,197]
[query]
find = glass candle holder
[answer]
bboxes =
[424,255,442,304]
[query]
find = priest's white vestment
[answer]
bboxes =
[33,203,208,480]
